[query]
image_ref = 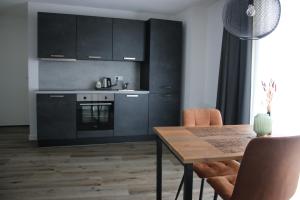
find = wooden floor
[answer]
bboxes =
[0,127,215,200]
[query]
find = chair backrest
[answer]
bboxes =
[183,108,223,127]
[231,136,300,200]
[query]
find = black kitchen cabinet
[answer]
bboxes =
[141,19,183,134]
[77,16,113,60]
[149,94,180,134]
[37,94,76,142]
[113,19,145,61]
[114,93,148,136]
[141,19,182,93]
[38,13,76,59]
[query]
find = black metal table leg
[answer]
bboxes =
[199,178,204,200]
[175,175,184,200]
[213,191,218,200]
[156,137,162,200]
[183,164,193,200]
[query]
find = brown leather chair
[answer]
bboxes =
[175,108,240,200]
[207,136,300,200]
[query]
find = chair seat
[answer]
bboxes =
[193,160,240,178]
[207,175,237,200]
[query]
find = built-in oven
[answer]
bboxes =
[76,93,114,138]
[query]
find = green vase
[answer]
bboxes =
[254,113,272,137]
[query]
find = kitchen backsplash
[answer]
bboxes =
[39,60,140,90]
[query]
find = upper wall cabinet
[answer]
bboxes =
[38,13,76,59]
[141,19,182,93]
[77,16,113,60]
[113,19,145,62]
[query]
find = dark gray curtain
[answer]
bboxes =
[216,29,252,125]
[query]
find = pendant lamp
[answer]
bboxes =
[222,0,281,40]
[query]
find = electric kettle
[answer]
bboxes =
[102,77,112,88]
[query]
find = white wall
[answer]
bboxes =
[175,4,208,109]
[204,0,225,107]
[27,2,172,140]
[0,4,28,126]
[175,0,224,109]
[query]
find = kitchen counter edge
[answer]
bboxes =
[35,90,150,94]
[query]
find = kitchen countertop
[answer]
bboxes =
[35,90,150,94]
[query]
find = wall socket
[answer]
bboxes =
[114,76,124,81]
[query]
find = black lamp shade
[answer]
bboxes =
[223,0,281,40]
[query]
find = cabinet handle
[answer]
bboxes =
[49,95,65,98]
[50,54,65,58]
[40,58,76,61]
[126,95,139,98]
[124,57,136,61]
[88,56,102,59]
[79,103,112,106]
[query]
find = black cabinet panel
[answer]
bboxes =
[77,16,113,60]
[149,93,180,134]
[38,13,76,59]
[113,19,145,61]
[141,19,183,134]
[114,94,148,136]
[37,94,76,141]
[141,19,182,93]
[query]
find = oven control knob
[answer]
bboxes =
[83,96,87,100]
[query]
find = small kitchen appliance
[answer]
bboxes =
[101,77,112,88]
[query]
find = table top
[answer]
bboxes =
[154,125,256,164]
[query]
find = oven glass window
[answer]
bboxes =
[77,102,114,131]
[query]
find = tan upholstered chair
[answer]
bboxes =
[207,136,300,200]
[175,108,240,200]
[183,108,223,127]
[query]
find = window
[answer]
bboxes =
[251,0,300,136]
[251,1,300,198]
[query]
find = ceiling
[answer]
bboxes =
[0,0,210,15]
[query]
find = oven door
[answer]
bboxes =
[76,101,114,138]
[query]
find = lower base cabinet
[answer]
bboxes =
[114,93,149,136]
[37,94,77,141]
[149,93,180,134]
[36,93,151,146]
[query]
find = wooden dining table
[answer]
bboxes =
[154,125,256,200]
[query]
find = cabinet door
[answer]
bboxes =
[148,19,182,93]
[149,93,180,135]
[38,13,76,59]
[114,94,148,136]
[113,19,145,61]
[77,16,113,60]
[37,94,76,141]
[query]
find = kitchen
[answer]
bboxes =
[35,13,182,146]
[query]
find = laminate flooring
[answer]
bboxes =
[0,127,215,200]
